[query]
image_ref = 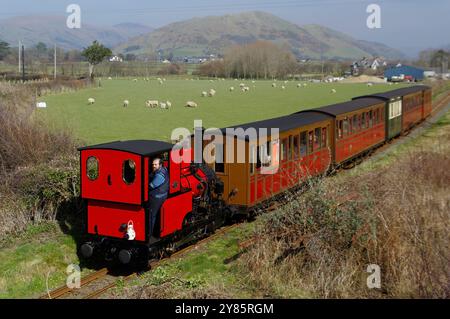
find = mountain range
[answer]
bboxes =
[0,16,153,50]
[0,11,405,60]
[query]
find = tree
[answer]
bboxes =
[0,40,10,60]
[431,49,449,77]
[81,41,112,79]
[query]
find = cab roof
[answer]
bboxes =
[78,140,174,156]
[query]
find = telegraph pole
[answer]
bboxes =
[21,44,25,82]
[54,44,57,79]
[18,40,21,74]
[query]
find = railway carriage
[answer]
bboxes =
[296,98,386,166]
[199,112,333,214]
[354,85,431,138]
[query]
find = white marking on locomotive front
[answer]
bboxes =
[127,220,136,240]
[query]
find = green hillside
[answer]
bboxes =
[116,11,405,60]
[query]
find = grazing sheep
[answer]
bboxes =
[157,77,162,82]
[242,86,250,92]
[185,101,198,108]
[303,83,307,87]
[281,86,286,90]
[297,83,302,88]
[209,89,216,97]
[123,100,129,107]
[367,82,373,87]
[146,100,159,108]
[108,77,112,80]
[272,83,277,88]
[133,78,138,82]
[239,83,245,88]
[166,101,172,109]
[88,98,95,105]
[229,86,235,92]
[201,91,208,97]
[160,102,167,109]
[331,89,336,93]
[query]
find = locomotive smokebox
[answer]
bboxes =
[80,243,94,258]
[118,249,132,264]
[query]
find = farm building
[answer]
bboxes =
[384,65,425,82]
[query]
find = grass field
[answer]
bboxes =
[35,78,404,144]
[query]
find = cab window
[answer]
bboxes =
[123,159,136,184]
[87,156,99,180]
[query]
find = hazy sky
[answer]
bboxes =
[0,0,448,56]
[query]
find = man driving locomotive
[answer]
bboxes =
[148,157,169,239]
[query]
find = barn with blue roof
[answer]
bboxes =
[384,65,425,81]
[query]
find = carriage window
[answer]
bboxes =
[362,113,366,129]
[293,135,299,158]
[322,127,327,148]
[281,138,288,161]
[288,136,294,160]
[123,159,136,184]
[368,110,373,127]
[86,156,99,181]
[343,118,349,136]
[308,131,314,153]
[314,128,321,150]
[300,131,307,157]
[337,120,343,139]
[249,145,255,174]
[353,115,358,132]
[257,142,271,168]
[214,143,225,173]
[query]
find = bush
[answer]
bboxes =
[239,149,450,298]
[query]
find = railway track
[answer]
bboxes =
[41,224,238,299]
[41,91,450,300]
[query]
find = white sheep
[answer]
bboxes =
[108,77,112,80]
[239,83,245,88]
[208,89,216,97]
[160,102,167,109]
[166,101,172,109]
[281,86,286,90]
[201,91,208,97]
[133,78,138,82]
[297,83,302,88]
[331,89,337,93]
[123,100,129,107]
[185,101,198,108]
[272,83,277,88]
[242,86,250,92]
[229,86,235,92]
[146,100,159,108]
[367,82,373,87]
[303,83,307,87]
[88,98,95,105]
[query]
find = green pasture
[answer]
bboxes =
[35,78,403,144]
